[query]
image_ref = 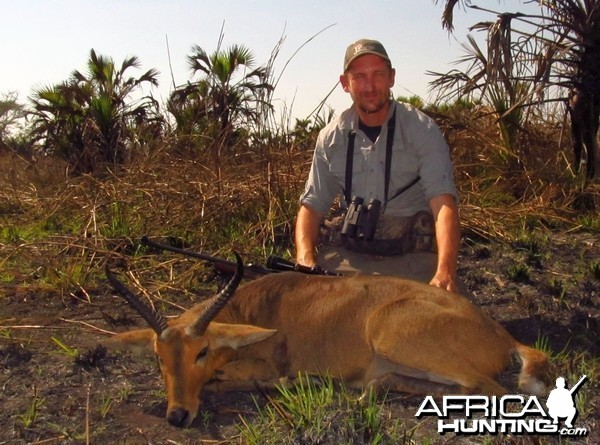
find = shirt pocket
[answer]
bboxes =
[328,145,368,181]
[390,149,420,193]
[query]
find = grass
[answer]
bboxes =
[510,230,548,268]
[505,262,531,282]
[238,374,416,444]
[555,352,599,421]
[589,260,600,280]
[1,106,599,443]
[51,336,79,358]
[533,331,553,356]
[97,395,114,420]
[17,387,46,428]
[577,213,600,231]
[534,328,599,423]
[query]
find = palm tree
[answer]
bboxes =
[428,33,534,170]
[30,49,161,174]
[168,43,273,177]
[434,0,600,179]
[186,43,272,137]
[30,81,91,172]
[167,78,213,150]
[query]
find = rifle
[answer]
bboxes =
[140,236,340,279]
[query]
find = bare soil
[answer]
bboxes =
[0,232,598,444]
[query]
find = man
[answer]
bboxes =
[295,39,461,293]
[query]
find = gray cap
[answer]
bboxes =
[344,39,391,71]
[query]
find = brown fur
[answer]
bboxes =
[106,272,550,427]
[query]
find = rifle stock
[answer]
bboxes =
[266,255,340,276]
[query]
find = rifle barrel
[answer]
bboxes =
[569,375,588,395]
[140,236,340,278]
[140,236,276,279]
[141,236,220,262]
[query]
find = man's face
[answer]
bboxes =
[340,54,395,116]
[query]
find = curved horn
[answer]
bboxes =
[189,251,244,336]
[105,265,169,335]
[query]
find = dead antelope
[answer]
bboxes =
[104,253,550,427]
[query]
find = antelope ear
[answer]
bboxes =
[101,329,156,354]
[207,322,277,350]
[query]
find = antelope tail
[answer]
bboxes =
[515,343,550,397]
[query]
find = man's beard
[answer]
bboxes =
[358,96,391,114]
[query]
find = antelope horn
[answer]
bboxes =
[188,251,244,336]
[105,265,169,335]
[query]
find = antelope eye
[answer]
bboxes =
[196,347,209,362]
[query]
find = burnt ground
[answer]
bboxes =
[0,232,598,444]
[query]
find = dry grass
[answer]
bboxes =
[438,107,599,241]
[0,145,312,299]
[1,111,598,291]
[1,113,598,443]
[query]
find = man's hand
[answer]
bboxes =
[429,272,458,293]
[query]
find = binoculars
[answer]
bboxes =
[340,196,381,241]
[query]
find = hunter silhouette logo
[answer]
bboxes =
[546,375,587,428]
[415,375,589,437]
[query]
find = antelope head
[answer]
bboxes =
[104,253,277,427]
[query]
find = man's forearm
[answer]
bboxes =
[435,205,460,278]
[295,204,323,266]
[429,195,461,291]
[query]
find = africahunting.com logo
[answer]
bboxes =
[415,375,589,437]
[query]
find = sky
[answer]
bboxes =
[1,0,533,122]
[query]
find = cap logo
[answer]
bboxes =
[353,44,365,54]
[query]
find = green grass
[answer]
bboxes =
[1,108,598,443]
[576,213,600,231]
[589,260,600,280]
[17,389,46,428]
[51,336,79,358]
[533,331,553,356]
[237,374,416,444]
[511,230,548,268]
[505,262,530,282]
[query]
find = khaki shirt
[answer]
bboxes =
[300,100,458,217]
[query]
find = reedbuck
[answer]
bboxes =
[105,253,550,427]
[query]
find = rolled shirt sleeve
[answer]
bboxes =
[299,130,343,215]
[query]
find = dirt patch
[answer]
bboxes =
[1,232,598,444]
